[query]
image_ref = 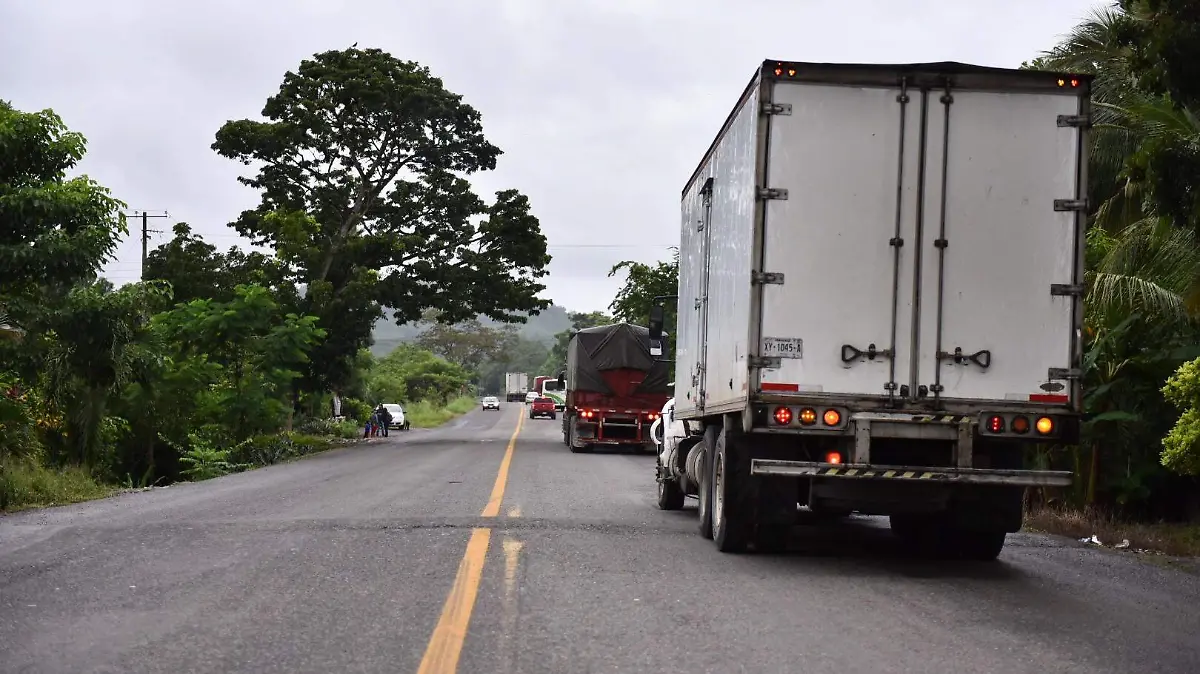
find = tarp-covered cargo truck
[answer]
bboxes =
[560,323,672,454]
[647,60,1085,560]
[504,372,528,403]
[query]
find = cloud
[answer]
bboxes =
[0,0,1099,311]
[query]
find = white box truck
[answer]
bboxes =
[647,60,1084,560]
[504,372,529,403]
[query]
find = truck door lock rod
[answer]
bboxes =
[936,347,991,369]
[841,343,895,363]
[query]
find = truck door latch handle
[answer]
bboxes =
[937,347,991,369]
[841,343,894,363]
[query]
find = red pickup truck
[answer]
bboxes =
[529,397,557,420]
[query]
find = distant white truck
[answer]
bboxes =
[504,372,529,403]
[647,60,1086,561]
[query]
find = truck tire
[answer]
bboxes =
[656,459,685,510]
[696,425,717,540]
[549,412,556,420]
[711,428,750,552]
[567,420,591,454]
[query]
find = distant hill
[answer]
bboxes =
[370,304,572,356]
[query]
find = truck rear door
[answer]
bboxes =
[757,78,921,399]
[756,65,1085,408]
[914,87,1084,407]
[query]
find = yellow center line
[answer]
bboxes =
[415,528,491,674]
[481,409,524,518]
[415,405,525,674]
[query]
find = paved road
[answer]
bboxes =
[2,405,1199,674]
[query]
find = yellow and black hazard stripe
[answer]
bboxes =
[910,414,971,424]
[815,466,944,480]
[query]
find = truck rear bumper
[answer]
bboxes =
[750,459,1072,487]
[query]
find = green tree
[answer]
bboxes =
[369,344,470,404]
[211,47,552,396]
[0,100,126,332]
[144,222,295,306]
[415,317,518,373]
[608,248,679,361]
[153,284,325,440]
[1161,356,1200,475]
[35,281,171,469]
[477,336,550,394]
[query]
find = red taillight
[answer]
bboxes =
[986,415,1004,433]
[773,406,792,425]
[578,409,595,420]
[825,451,842,465]
[647,412,658,420]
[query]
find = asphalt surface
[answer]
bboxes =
[2,404,1199,674]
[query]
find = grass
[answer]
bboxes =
[0,458,115,513]
[405,396,478,428]
[0,426,364,512]
[1024,504,1200,558]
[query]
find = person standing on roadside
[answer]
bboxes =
[375,404,393,438]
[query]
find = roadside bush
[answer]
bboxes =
[295,416,360,438]
[341,398,374,423]
[406,396,477,428]
[0,457,112,511]
[231,432,338,469]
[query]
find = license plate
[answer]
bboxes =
[761,337,803,359]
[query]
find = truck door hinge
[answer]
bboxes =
[762,102,792,116]
[749,356,782,369]
[1057,114,1092,128]
[694,297,704,310]
[1050,283,1084,297]
[757,187,789,200]
[1054,198,1089,212]
[1048,367,1083,380]
[752,271,785,285]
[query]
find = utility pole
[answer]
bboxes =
[126,210,169,280]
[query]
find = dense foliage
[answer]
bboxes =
[0,47,550,510]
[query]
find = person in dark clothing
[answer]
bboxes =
[376,404,393,437]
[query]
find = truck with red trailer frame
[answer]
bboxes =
[532,375,551,399]
[558,323,672,454]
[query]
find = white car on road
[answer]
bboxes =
[482,396,500,411]
[383,403,410,431]
[525,390,538,404]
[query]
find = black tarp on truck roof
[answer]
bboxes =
[565,323,672,395]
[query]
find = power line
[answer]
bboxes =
[125,210,170,280]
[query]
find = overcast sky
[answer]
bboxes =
[2,0,1101,313]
